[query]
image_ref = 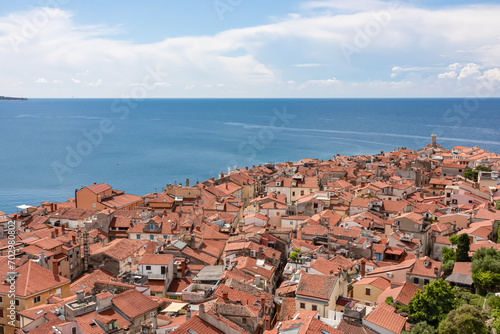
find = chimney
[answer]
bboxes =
[181,260,186,277]
[76,290,85,304]
[55,229,59,237]
[222,290,228,301]
[72,235,76,243]
[246,166,248,170]
[52,259,59,276]
[186,179,190,187]
[61,224,65,235]
[361,260,366,277]
[50,203,55,212]
[186,307,192,320]
[94,182,96,185]
[199,304,205,317]
[329,269,334,275]
[266,316,271,330]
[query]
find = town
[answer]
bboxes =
[1,135,500,334]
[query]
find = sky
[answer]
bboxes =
[1,0,500,98]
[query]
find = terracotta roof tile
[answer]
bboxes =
[112,289,160,319]
[363,303,406,333]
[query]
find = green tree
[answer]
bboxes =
[408,279,458,327]
[472,271,496,291]
[385,296,394,305]
[456,234,470,262]
[289,249,301,261]
[463,169,478,181]
[472,247,500,274]
[463,166,491,182]
[449,235,459,245]
[487,296,500,309]
[442,246,456,271]
[437,304,488,334]
[495,200,500,210]
[411,322,437,334]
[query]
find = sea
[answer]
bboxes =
[1,98,499,214]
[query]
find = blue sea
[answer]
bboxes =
[1,98,500,213]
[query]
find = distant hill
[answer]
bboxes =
[0,96,28,101]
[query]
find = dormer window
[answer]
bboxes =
[276,182,281,186]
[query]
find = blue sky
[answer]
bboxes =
[1,0,500,97]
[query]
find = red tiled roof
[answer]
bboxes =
[0,258,69,297]
[364,303,406,333]
[453,262,472,275]
[139,254,173,265]
[70,269,116,295]
[86,183,112,194]
[170,315,224,334]
[353,276,391,290]
[296,273,336,300]
[112,289,160,319]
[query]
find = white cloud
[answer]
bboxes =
[34,78,48,84]
[481,68,500,82]
[438,71,457,79]
[458,63,481,80]
[0,4,500,97]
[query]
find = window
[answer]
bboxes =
[56,288,61,296]
[242,318,247,324]
[292,191,295,196]
[92,203,96,208]
[447,193,451,197]
[365,288,371,296]
[164,235,168,239]
[0,296,2,303]
[413,277,419,284]
[0,308,3,318]
[136,234,141,239]
[150,224,154,230]
[146,265,152,270]
[150,235,154,240]
[300,303,305,309]
[312,305,317,311]
[71,327,77,334]
[424,279,430,286]
[34,296,41,303]
[15,299,20,306]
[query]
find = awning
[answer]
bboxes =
[161,302,188,313]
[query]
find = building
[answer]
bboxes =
[0,258,71,334]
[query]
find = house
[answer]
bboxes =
[376,281,422,307]
[445,262,474,290]
[263,310,342,334]
[406,256,442,289]
[48,208,98,230]
[0,258,71,333]
[110,289,161,333]
[137,254,174,295]
[233,256,277,292]
[367,259,416,284]
[363,303,407,334]
[352,276,391,307]
[88,239,148,276]
[243,213,269,227]
[75,183,144,211]
[295,272,347,318]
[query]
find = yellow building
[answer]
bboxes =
[295,272,348,318]
[0,258,70,334]
[351,276,391,307]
